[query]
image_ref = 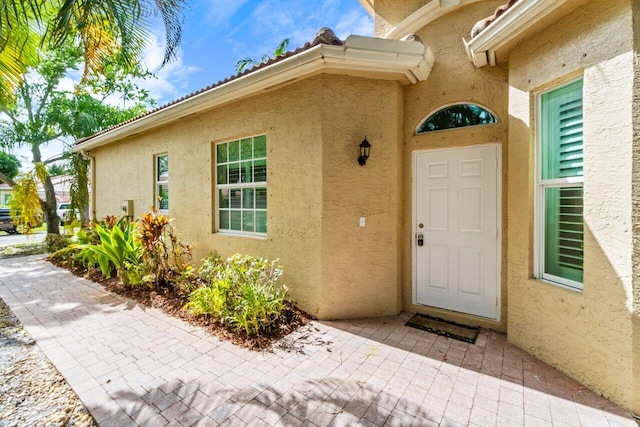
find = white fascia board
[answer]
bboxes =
[74,38,434,152]
[464,0,569,67]
[384,0,484,40]
[357,0,374,16]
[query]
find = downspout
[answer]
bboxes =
[80,149,96,221]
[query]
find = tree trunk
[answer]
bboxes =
[79,183,89,223]
[32,144,60,234]
[77,155,90,223]
[42,173,60,234]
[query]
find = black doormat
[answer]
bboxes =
[405,313,480,344]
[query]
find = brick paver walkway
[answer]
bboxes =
[0,255,636,426]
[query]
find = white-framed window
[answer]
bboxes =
[536,79,584,290]
[155,153,169,212]
[215,135,267,235]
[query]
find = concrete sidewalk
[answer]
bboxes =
[0,255,636,426]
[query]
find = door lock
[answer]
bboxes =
[417,233,424,247]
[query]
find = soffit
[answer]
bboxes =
[464,0,592,67]
[384,0,486,39]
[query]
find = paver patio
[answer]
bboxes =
[0,255,636,427]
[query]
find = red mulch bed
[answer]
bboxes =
[48,258,312,351]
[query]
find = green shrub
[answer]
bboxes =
[173,265,201,297]
[197,252,223,282]
[79,221,142,283]
[185,254,288,337]
[119,261,151,288]
[184,278,230,316]
[137,207,194,289]
[49,246,82,267]
[45,233,69,253]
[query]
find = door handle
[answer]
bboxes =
[417,233,424,247]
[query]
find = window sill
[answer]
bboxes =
[215,231,267,240]
[534,277,583,294]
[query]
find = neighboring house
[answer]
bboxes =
[1,175,74,207]
[74,0,639,414]
[0,183,11,207]
[37,174,72,204]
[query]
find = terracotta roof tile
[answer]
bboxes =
[471,0,519,38]
[76,28,344,145]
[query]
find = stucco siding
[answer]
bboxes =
[371,0,429,36]
[92,74,406,320]
[630,0,640,414]
[319,75,403,319]
[508,0,637,411]
[401,1,509,331]
[93,76,325,315]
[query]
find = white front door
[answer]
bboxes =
[414,144,500,320]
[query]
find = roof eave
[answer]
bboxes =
[74,36,434,153]
[463,0,571,67]
[358,0,374,17]
[384,0,485,40]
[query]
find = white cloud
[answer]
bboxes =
[334,9,374,38]
[205,0,251,26]
[135,32,202,104]
[233,0,373,61]
[8,139,69,172]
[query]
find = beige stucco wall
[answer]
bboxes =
[319,76,403,319]
[91,74,403,320]
[400,1,509,331]
[508,0,637,412]
[371,0,429,36]
[633,0,640,414]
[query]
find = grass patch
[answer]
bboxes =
[30,223,47,233]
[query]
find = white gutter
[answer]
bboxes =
[384,0,484,40]
[463,0,570,67]
[80,149,96,221]
[74,35,434,152]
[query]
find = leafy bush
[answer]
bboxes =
[49,246,82,268]
[174,265,201,297]
[137,206,193,289]
[184,278,230,316]
[45,233,69,253]
[79,220,143,284]
[197,252,224,282]
[185,254,288,336]
[7,168,44,234]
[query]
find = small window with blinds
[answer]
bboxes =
[537,79,584,289]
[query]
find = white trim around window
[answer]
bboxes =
[215,135,267,236]
[155,153,169,213]
[534,78,584,291]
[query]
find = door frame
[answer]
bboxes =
[411,143,502,321]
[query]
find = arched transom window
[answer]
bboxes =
[416,104,498,133]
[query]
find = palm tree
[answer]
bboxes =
[235,38,291,73]
[0,0,186,104]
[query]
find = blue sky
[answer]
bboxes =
[9,1,373,165]
[143,0,374,104]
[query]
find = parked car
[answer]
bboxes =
[0,208,18,234]
[0,208,44,233]
[57,203,79,225]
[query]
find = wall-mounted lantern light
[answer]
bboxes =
[358,137,371,166]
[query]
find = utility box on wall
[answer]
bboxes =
[121,200,133,216]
